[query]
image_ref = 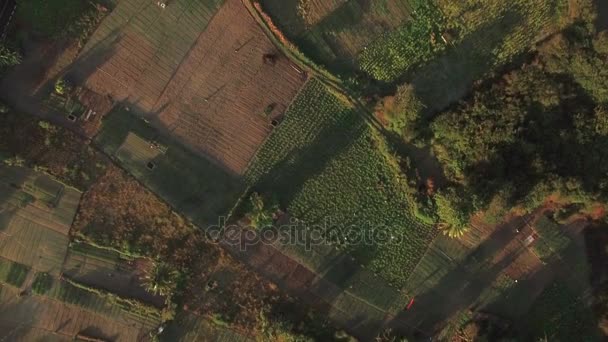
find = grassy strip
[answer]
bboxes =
[72,232,146,259]
[57,276,163,321]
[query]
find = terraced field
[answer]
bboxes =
[75,0,306,174]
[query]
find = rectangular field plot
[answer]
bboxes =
[62,242,165,307]
[402,235,469,298]
[0,258,30,287]
[77,0,306,174]
[95,109,243,228]
[0,284,149,342]
[246,78,435,287]
[0,166,81,275]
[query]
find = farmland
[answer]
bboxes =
[260,0,570,96]
[94,109,243,228]
[246,78,435,286]
[0,0,606,340]
[161,311,253,341]
[62,242,165,307]
[71,164,330,334]
[523,282,599,340]
[0,165,80,276]
[0,284,149,341]
[75,0,306,174]
[259,0,414,71]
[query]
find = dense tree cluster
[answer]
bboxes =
[430,24,608,226]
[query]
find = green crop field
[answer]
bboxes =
[402,234,470,297]
[0,166,81,276]
[0,258,30,287]
[31,272,53,295]
[246,79,434,286]
[94,109,244,228]
[523,282,599,340]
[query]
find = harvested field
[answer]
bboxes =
[0,284,150,341]
[76,0,306,174]
[0,166,81,276]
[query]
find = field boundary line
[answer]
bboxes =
[221,225,432,337]
[0,280,147,332]
[150,0,226,110]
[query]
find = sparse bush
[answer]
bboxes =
[0,44,21,68]
[54,78,71,95]
[246,192,278,229]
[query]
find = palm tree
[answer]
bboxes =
[0,45,21,68]
[439,223,469,238]
[142,262,178,297]
[248,192,278,229]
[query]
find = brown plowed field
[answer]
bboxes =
[75,0,306,174]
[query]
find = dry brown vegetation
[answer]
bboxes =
[72,166,288,329]
[0,111,108,190]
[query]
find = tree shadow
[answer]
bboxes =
[0,27,121,135]
[409,9,524,116]
[253,106,366,210]
[386,214,532,337]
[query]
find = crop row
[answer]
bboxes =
[357,0,563,83]
[356,0,446,82]
[246,78,434,285]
